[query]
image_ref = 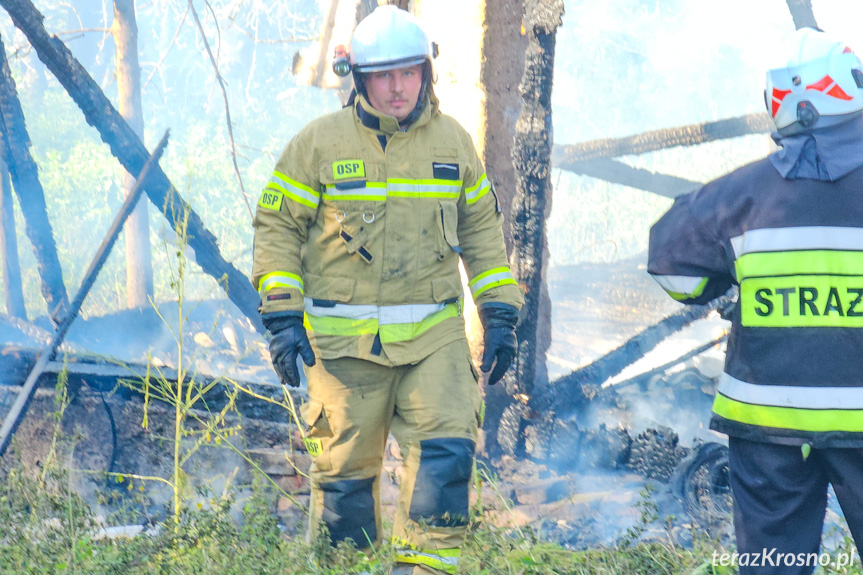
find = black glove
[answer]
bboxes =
[262,313,316,387]
[478,303,519,385]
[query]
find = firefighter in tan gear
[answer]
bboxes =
[252,6,523,574]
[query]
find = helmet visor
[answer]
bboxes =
[354,55,429,74]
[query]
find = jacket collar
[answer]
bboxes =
[770,113,863,181]
[354,91,438,136]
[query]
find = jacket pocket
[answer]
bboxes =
[299,399,333,470]
[304,273,356,304]
[435,201,461,260]
[431,275,463,303]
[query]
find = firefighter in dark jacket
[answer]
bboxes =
[252,6,523,574]
[649,28,863,574]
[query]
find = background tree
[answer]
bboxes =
[112,0,153,309]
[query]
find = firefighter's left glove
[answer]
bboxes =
[479,303,519,386]
[262,313,316,387]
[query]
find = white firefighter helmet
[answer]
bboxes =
[350,5,435,73]
[766,27,863,135]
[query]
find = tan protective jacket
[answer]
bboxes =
[252,93,523,365]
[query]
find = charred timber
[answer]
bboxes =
[478,0,529,457]
[0,134,168,457]
[0,33,69,318]
[552,113,773,166]
[785,0,818,30]
[0,347,305,423]
[533,293,734,418]
[498,0,563,455]
[564,157,701,198]
[0,0,264,334]
[496,293,734,459]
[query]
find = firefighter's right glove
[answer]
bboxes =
[479,303,519,386]
[262,313,316,387]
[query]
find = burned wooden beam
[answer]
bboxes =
[0,32,69,318]
[0,157,25,319]
[0,0,265,335]
[563,157,701,198]
[496,292,734,458]
[505,0,563,445]
[0,348,306,424]
[552,113,773,165]
[786,0,818,30]
[535,293,733,417]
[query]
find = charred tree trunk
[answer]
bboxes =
[504,0,563,454]
[479,0,528,457]
[0,33,68,319]
[0,0,265,334]
[786,0,817,30]
[482,0,528,247]
[0,157,25,319]
[113,0,153,309]
[553,112,773,166]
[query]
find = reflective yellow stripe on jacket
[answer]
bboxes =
[303,300,460,342]
[323,182,387,202]
[266,170,320,209]
[714,373,863,433]
[652,274,709,302]
[259,271,304,294]
[323,179,463,202]
[465,173,490,204]
[387,178,461,199]
[733,226,863,327]
[469,266,517,298]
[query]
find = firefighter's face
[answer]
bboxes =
[364,64,423,122]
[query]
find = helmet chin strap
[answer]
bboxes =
[398,62,432,129]
[351,69,368,101]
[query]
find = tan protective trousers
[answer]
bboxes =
[300,338,482,574]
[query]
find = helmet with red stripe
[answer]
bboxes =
[766,28,863,135]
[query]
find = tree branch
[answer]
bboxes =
[142,3,188,95]
[186,0,252,222]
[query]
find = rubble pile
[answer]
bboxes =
[628,426,689,481]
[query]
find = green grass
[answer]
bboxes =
[1,448,860,575]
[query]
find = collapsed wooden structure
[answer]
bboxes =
[0,0,821,460]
